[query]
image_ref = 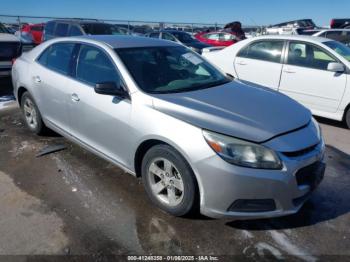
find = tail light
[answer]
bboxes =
[330,19,335,28]
[12,58,17,65]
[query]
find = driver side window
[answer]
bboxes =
[287,42,337,71]
[76,45,120,86]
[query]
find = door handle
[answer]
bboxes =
[34,76,41,83]
[71,93,80,102]
[236,61,247,66]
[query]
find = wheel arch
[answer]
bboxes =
[17,86,29,106]
[133,138,203,204]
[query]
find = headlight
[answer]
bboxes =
[203,130,282,169]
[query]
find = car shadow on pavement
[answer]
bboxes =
[315,116,348,129]
[227,145,350,230]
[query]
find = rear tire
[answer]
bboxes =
[21,92,47,135]
[141,144,198,217]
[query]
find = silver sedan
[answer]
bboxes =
[12,35,325,219]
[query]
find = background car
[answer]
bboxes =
[20,23,44,44]
[299,29,350,46]
[203,35,350,128]
[0,29,22,77]
[265,19,317,35]
[194,31,237,46]
[330,18,350,29]
[145,30,211,53]
[42,19,128,41]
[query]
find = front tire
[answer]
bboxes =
[141,144,198,217]
[345,107,350,129]
[21,92,47,135]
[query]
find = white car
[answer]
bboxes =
[203,35,350,128]
[300,29,350,46]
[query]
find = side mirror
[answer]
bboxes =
[327,62,345,73]
[94,82,128,98]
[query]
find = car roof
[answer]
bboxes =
[252,34,331,43]
[73,35,180,48]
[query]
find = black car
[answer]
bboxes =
[43,19,128,41]
[145,30,211,54]
[330,19,350,29]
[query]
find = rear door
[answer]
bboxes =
[234,40,285,90]
[279,41,347,113]
[67,44,132,166]
[32,42,76,131]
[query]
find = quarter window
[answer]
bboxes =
[76,45,119,85]
[44,43,75,75]
[287,42,336,70]
[238,40,284,63]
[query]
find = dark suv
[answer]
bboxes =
[42,20,127,41]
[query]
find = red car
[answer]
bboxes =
[194,31,238,47]
[21,23,44,44]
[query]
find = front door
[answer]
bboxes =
[279,41,347,113]
[67,44,132,166]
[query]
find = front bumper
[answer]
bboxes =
[195,139,325,219]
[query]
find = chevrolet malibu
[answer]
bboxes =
[12,35,325,219]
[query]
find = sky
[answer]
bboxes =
[1,0,350,26]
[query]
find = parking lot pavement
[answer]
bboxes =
[0,81,350,259]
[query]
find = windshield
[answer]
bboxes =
[171,32,197,43]
[324,41,350,62]
[116,46,229,94]
[81,23,127,35]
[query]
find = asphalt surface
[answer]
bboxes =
[1,78,350,260]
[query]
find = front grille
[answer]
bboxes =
[295,161,325,189]
[282,143,318,158]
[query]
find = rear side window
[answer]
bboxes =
[68,25,83,36]
[55,23,68,37]
[149,32,160,38]
[162,32,176,41]
[76,45,119,85]
[237,40,284,63]
[41,43,75,75]
[205,33,219,40]
[44,22,55,35]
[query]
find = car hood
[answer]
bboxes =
[151,80,311,142]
